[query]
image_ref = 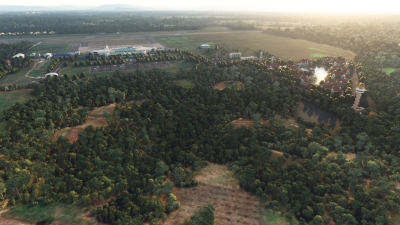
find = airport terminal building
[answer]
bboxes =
[91,46,158,56]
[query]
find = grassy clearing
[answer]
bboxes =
[1,201,97,225]
[0,90,35,113]
[61,59,198,78]
[155,30,354,60]
[382,67,397,74]
[262,210,293,225]
[25,43,70,55]
[173,79,196,88]
[60,67,90,77]
[0,68,33,86]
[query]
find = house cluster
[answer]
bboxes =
[0,31,55,36]
[295,60,314,67]
[292,74,310,85]
[319,69,352,95]
[330,66,351,74]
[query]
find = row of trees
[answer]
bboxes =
[0,12,212,35]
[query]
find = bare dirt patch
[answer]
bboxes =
[0,217,29,225]
[52,104,116,143]
[327,152,356,161]
[165,163,266,225]
[231,114,301,130]
[213,81,243,90]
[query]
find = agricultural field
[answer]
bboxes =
[25,42,70,55]
[155,30,354,60]
[381,67,397,74]
[166,163,298,225]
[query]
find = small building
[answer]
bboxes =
[321,84,343,95]
[295,60,313,67]
[321,56,335,64]
[229,53,242,59]
[200,44,210,49]
[331,71,348,79]
[45,73,58,78]
[241,56,257,61]
[12,53,25,58]
[29,53,40,57]
[292,74,309,85]
[266,63,281,70]
[44,53,53,58]
[286,65,298,70]
[333,60,346,66]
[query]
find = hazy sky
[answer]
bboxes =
[3,0,400,12]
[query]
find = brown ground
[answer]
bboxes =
[213,81,243,90]
[0,217,29,225]
[164,163,266,225]
[231,114,301,130]
[366,97,377,111]
[189,32,232,35]
[52,104,116,143]
[327,152,356,161]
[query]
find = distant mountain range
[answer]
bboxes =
[0,4,160,11]
[0,4,274,11]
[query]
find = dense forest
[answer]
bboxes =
[2,13,400,225]
[0,12,212,35]
[0,46,399,224]
[0,41,33,78]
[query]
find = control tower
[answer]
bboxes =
[352,83,366,114]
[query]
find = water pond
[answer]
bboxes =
[294,100,341,132]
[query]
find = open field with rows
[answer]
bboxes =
[156,30,354,60]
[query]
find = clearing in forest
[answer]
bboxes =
[0,89,35,113]
[213,81,243,90]
[52,104,116,143]
[231,114,301,131]
[52,100,146,143]
[165,163,297,225]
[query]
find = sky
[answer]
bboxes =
[2,0,400,13]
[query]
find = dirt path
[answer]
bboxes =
[52,104,116,143]
[351,68,358,95]
[5,63,38,86]
[0,89,34,94]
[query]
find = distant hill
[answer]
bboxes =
[0,4,176,11]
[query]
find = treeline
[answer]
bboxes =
[0,41,33,78]
[0,12,212,35]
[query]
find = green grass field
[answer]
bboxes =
[60,59,198,78]
[382,67,396,74]
[156,30,354,60]
[1,201,97,225]
[0,90,35,113]
[0,67,37,86]
[25,43,70,55]
[174,79,196,88]
[262,210,297,225]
